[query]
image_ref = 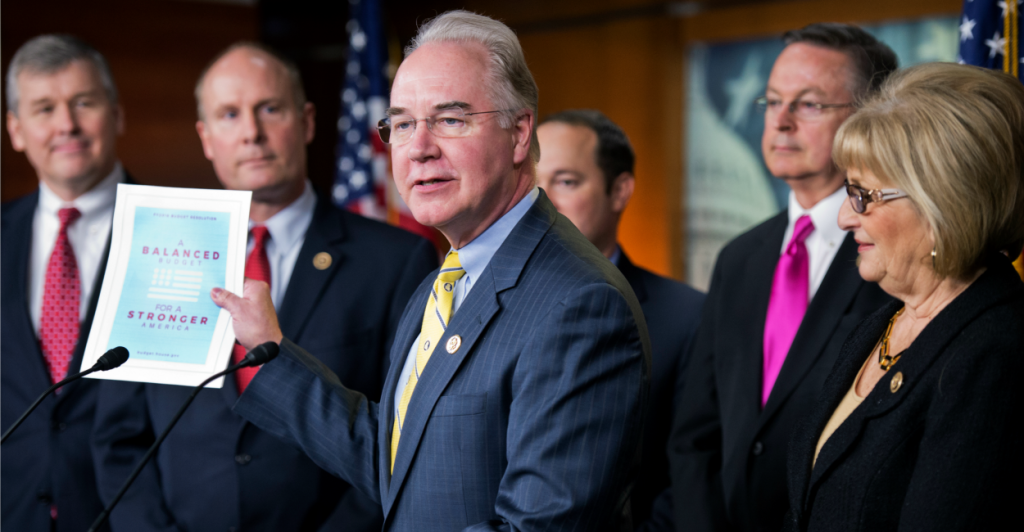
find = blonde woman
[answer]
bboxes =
[785,62,1024,531]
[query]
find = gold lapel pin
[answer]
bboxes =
[446,335,462,354]
[313,252,332,270]
[890,371,904,393]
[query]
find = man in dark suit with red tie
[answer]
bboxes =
[90,42,437,532]
[668,24,897,532]
[2,34,128,532]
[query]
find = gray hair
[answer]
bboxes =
[6,34,118,115]
[194,41,307,121]
[406,10,541,163]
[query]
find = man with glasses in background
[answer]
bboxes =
[213,10,650,532]
[668,23,896,532]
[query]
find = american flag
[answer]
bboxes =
[958,0,1021,79]
[332,0,439,244]
[958,0,1024,279]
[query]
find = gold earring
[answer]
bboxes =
[931,247,937,270]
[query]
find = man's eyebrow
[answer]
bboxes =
[386,101,472,117]
[434,101,471,112]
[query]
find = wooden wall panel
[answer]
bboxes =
[519,16,684,278]
[1,0,258,203]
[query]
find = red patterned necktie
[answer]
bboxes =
[40,207,82,384]
[232,225,271,393]
[762,215,815,408]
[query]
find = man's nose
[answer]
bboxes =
[767,104,796,131]
[54,103,80,134]
[241,110,265,144]
[406,120,440,161]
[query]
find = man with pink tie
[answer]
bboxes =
[667,23,896,532]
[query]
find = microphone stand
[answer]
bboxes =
[86,342,278,532]
[1,347,130,445]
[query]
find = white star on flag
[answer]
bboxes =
[985,31,1006,58]
[960,16,976,42]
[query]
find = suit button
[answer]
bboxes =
[235,454,252,465]
[752,441,764,456]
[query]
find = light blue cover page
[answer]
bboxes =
[107,207,230,364]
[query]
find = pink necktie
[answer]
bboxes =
[232,226,271,393]
[40,207,82,384]
[762,215,814,408]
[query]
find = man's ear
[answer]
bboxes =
[7,110,25,152]
[610,172,635,214]
[195,120,215,161]
[303,101,316,144]
[511,109,534,165]
[114,103,125,136]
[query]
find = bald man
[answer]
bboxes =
[91,43,437,532]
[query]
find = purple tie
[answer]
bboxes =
[762,215,814,408]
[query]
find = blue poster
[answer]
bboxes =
[106,207,230,365]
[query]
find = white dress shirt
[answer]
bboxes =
[246,181,316,311]
[780,186,848,301]
[30,163,124,334]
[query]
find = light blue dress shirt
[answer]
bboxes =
[392,187,540,420]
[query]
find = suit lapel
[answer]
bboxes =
[277,198,346,339]
[617,252,648,304]
[760,233,863,423]
[383,192,557,514]
[222,196,346,408]
[5,191,53,392]
[806,259,1023,493]
[741,212,788,419]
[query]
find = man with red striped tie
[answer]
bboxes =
[90,42,437,532]
[2,34,128,532]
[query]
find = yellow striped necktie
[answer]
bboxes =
[391,251,465,472]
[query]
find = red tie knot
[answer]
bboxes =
[250,225,270,246]
[58,207,82,228]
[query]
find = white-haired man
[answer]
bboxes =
[215,10,651,532]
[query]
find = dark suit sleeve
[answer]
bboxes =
[314,238,436,532]
[640,322,703,532]
[469,282,648,532]
[668,264,729,532]
[895,330,1023,531]
[91,381,184,532]
[233,338,384,505]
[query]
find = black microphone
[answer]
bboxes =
[1,347,130,445]
[87,341,280,532]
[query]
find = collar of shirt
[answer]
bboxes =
[249,180,316,258]
[246,180,316,309]
[781,185,848,300]
[38,161,123,220]
[393,186,539,421]
[30,162,125,334]
[448,186,540,309]
[608,244,623,267]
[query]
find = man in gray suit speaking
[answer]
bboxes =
[212,10,651,532]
